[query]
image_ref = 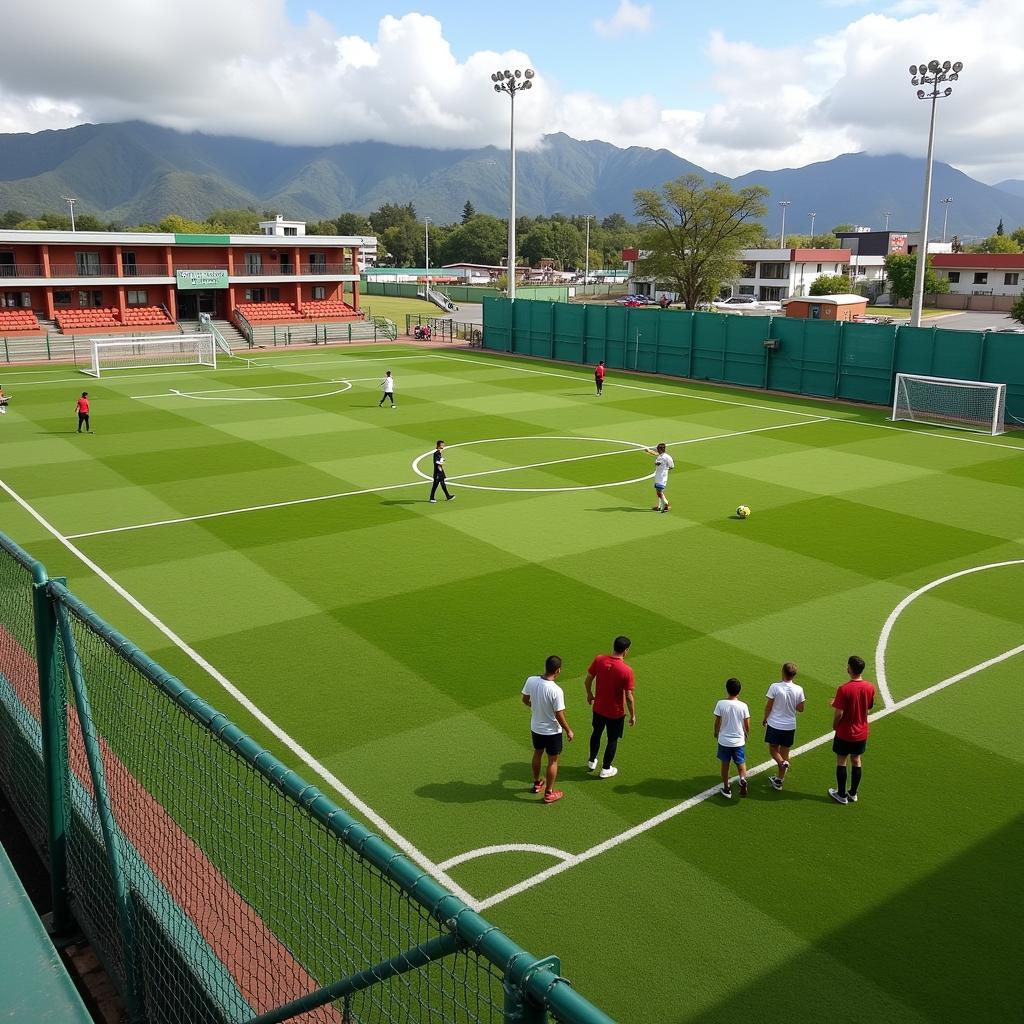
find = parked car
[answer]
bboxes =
[712,295,759,309]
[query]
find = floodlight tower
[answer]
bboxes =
[940,196,953,243]
[778,201,791,248]
[884,211,892,231]
[908,59,963,327]
[424,217,431,294]
[809,211,817,238]
[63,196,77,231]
[491,67,534,300]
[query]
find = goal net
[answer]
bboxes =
[82,333,217,377]
[892,372,1007,435]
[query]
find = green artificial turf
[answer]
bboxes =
[1,345,1022,1023]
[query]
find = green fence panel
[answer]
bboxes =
[838,322,896,405]
[690,313,730,382]
[654,312,693,379]
[482,297,512,351]
[722,316,770,389]
[980,333,1024,422]
[553,304,586,363]
[601,306,629,370]
[928,328,988,381]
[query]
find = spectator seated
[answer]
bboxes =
[302,300,360,320]
[0,309,42,334]
[120,306,173,327]
[55,307,120,332]
[235,302,302,323]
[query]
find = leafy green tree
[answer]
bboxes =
[971,233,1021,254]
[996,218,1005,236]
[461,201,476,224]
[809,274,852,295]
[1011,226,1024,247]
[0,209,27,228]
[380,221,421,266]
[336,212,372,234]
[369,203,417,233]
[439,215,507,265]
[832,223,855,234]
[633,175,768,309]
[204,208,261,233]
[1011,293,1024,327]
[601,213,629,232]
[884,253,949,302]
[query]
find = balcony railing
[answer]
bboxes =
[0,263,44,277]
[1,261,357,280]
[48,263,171,277]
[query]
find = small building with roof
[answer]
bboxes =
[781,294,868,320]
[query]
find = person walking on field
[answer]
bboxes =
[76,392,91,433]
[764,662,806,791]
[379,370,395,407]
[522,655,574,804]
[829,655,875,805]
[584,635,635,779]
[714,678,751,798]
[428,439,454,503]
[594,360,605,396]
[644,442,674,512]
[0,385,8,415]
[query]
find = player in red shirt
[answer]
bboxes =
[76,392,91,434]
[584,635,635,779]
[829,654,876,805]
[594,360,605,396]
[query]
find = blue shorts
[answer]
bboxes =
[654,482,666,492]
[717,743,745,765]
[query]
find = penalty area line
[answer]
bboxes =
[0,477,480,909]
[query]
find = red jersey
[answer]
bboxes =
[588,654,634,719]
[76,397,90,413]
[832,679,875,742]
[594,364,605,380]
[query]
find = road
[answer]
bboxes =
[930,311,1022,332]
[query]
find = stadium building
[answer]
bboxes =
[0,216,375,336]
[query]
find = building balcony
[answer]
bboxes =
[0,261,357,282]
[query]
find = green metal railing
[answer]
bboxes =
[0,532,614,1024]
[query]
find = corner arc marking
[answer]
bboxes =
[438,843,574,872]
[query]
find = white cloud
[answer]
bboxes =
[593,1,653,37]
[0,0,1019,183]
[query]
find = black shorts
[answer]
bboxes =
[833,736,867,757]
[592,712,625,741]
[532,731,564,756]
[765,725,795,746]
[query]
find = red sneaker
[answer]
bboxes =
[542,790,564,804]
[531,780,544,794]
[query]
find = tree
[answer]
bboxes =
[205,208,261,233]
[996,218,1005,236]
[1011,226,1024,247]
[971,233,1021,254]
[633,175,768,309]
[380,221,421,266]
[832,223,855,234]
[0,209,27,229]
[809,274,852,296]
[1011,293,1024,327]
[461,201,476,224]
[369,203,417,233]
[439,215,507,265]
[601,213,629,232]
[884,252,949,303]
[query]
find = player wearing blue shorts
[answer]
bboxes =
[714,678,750,798]
[644,442,674,512]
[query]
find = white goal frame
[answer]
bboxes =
[82,333,217,378]
[892,372,1007,436]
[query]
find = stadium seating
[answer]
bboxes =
[0,309,43,334]
[236,301,302,323]
[301,300,361,320]
[55,307,120,332]
[120,306,174,327]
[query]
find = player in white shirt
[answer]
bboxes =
[378,370,395,407]
[521,656,574,804]
[763,662,806,791]
[713,678,751,798]
[644,442,675,512]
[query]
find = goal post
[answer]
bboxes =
[82,333,217,377]
[892,372,1007,435]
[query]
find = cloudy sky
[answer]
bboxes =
[0,0,1019,183]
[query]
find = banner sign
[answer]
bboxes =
[176,269,229,290]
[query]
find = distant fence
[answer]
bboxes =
[405,314,482,345]
[482,297,1024,420]
[362,282,570,303]
[0,532,614,1024]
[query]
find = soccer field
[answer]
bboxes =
[1,344,1022,1023]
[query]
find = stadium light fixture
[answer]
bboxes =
[491,66,535,300]
[884,211,892,231]
[63,196,77,231]
[809,211,816,237]
[424,217,431,294]
[940,196,953,243]
[908,59,963,327]
[778,201,791,249]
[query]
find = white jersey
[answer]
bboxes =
[653,452,675,487]
[382,376,394,393]
[714,699,750,747]
[522,675,566,736]
[765,680,806,729]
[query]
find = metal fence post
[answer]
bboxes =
[31,568,72,935]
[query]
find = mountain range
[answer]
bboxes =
[1,120,1023,238]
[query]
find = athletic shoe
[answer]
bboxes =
[586,759,598,771]
[847,792,858,803]
[661,505,671,513]
[598,766,618,779]
[739,777,748,798]
[531,780,544,794]
[542,790,564,804]
[429,499,437,504]
[828,788,848,805]
[769,776,783,791]
[720,786,732,799]
[652,506,662,511]
[446,494,456,501]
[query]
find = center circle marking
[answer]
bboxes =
[411,435,654,493]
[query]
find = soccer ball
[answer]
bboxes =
[736,505,751,519]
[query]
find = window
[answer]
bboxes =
[312,286,326,300]
[308,252,326,270]
[759,262,789,280]
[75,251,101,276]
[245,252,263,274]
[947,271,961,283]
[78,290,104,307]
[1005,273,1019,286]
[268,287,280,301]
[973,272,988,285]
[740,262,756,278]
[54,290,72,306]
[122,251,138,276]
[2,292,29,307]
[244,288,264,302]
[284,227,298,236]
[760,286,784,301]
[738,285,756,296]
[126,290,148,306]
[0,252,15,277]
[816,263,822,273]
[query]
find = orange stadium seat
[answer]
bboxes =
[0,309,42,333]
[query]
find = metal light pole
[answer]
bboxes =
[940,196,953,243]
[809,211,816,238]
[63,196,77,231]
[778,201,791,248]
[424,216,430,294]
[584,215,591,292]
[884,211,892,231]
[908,59,963,327]
[492,67,534,300]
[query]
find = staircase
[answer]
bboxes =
[419,286,458,312]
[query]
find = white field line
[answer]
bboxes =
[129,376,382,399]
[432,353,1024,454]
[0,476,479,908]
[438,843,574,872]
[475,639,1024,912]
[65,418,824,540]
[873,559,1024,707]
